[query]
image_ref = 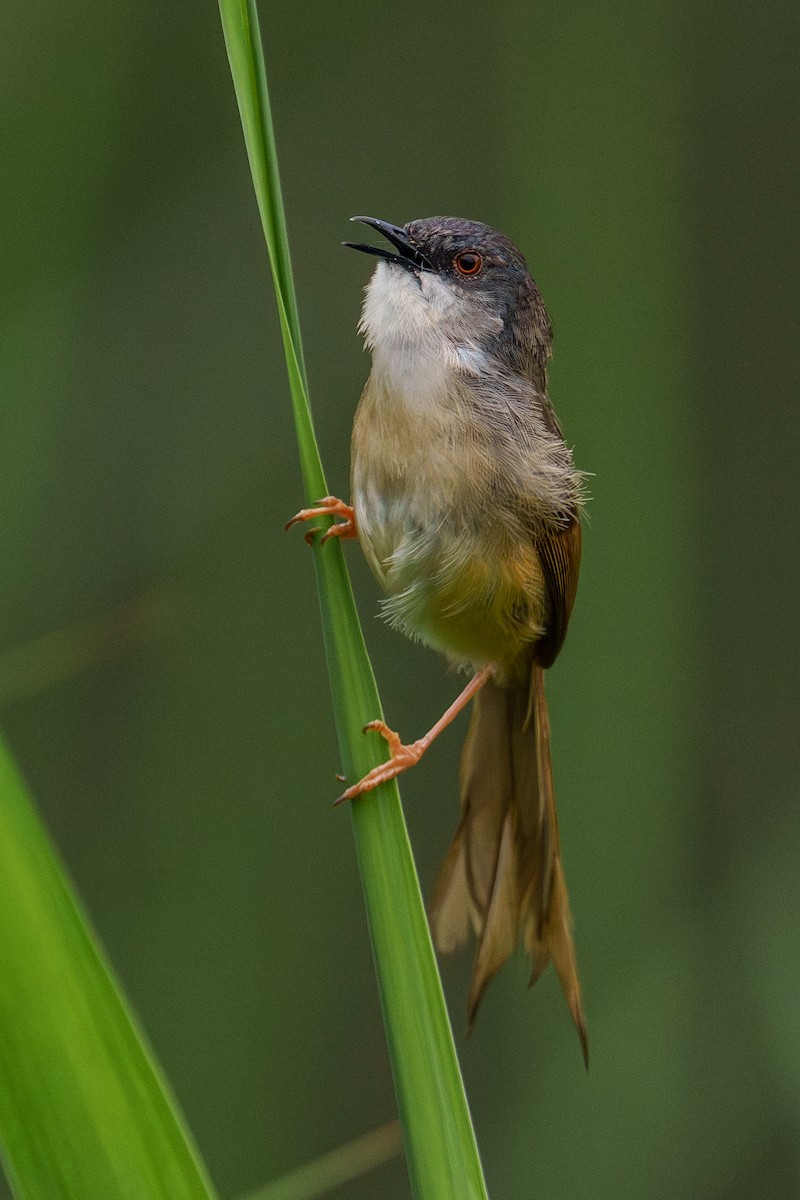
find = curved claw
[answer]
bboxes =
[285,496,357,544]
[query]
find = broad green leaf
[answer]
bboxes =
[0,737,217,1200]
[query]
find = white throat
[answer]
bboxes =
[359,261,501,397]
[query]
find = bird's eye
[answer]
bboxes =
[454,251,483,276]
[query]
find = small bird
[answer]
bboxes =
[288,216,588,1062]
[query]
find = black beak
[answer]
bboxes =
[343,216,433,272]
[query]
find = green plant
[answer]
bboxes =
[0,736,218,1200]
[218,3,488,1198]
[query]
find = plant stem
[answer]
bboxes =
[218,3,489,1197]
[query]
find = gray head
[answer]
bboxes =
[345,215,553,376]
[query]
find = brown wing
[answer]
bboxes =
[533,513,582,669]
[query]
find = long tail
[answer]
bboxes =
[429,665,588,1065]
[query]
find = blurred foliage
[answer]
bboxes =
[2,1,798,1198]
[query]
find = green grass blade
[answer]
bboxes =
[0,737,217,1200]
[218,4,489,1198]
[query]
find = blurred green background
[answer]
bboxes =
[3,1,798,1197]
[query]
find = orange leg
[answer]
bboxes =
[336,667,493,804]
[285,496,357,545]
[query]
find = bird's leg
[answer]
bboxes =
[285,496,356,545]
[336,667,493,804]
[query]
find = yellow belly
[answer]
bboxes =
[351,369,549,671]
[358,502,547,671]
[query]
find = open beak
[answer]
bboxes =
[343,216,433,272]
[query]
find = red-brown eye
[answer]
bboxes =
[454,251,483,276]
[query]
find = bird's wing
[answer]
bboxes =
[533,513,582,669]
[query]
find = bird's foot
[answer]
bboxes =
[335,670,494,805]
[335,721,426,805]
[285,496,356,545]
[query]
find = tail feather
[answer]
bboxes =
[429,665,587,1064]
[467,809,518,1026]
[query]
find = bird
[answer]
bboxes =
[287,215,588,1062]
